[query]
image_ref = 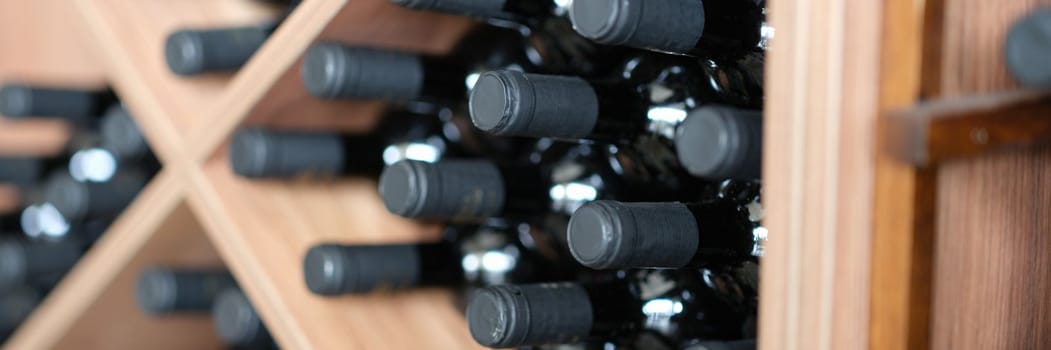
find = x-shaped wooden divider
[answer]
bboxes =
[4,1,487,349]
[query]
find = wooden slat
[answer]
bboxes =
[888,90,1051,166]
[758,0,882,348]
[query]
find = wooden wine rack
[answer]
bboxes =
[3,0,1050,349]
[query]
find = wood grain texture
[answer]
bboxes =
[889,90,1051,166]
[759,0,881,348]
[928,1,1051,349]
[187,155,484,350]
[2,172,223,350]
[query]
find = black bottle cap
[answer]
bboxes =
[300,44,425,100]
[466,284,593,348]
[135,267,179,314]
[100,105,148,160]
[212,288,270,348]
[0,84,98,120]
[379,159,505,220]
[1006,9,1051,87]
[42,173,89,220]
[675,105,763,180]
[228,128,344,179]
[165,26,268,76]
[0,84,33,117]
[568,200,700,269]
[0,240,27,291]
[569,0,705,53]
[303,243,422,295]
[469,70,599,138]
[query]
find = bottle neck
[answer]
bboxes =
[582,54,718,144]
[585,269,751,342]
[418,56,471,105]
[339,109,449,177]
[414,242,469,287]
[494,164,552,219]
[683,201,761,267]
[687,0,766,58]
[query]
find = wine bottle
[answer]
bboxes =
[379,141,707,222]
[0,84,116,122]
[567,200,760,270]
[470,65,762,180]
[41,169,148,221]
[135,267,237,315]
[229,111,455,179]
[568,0,766,58]
[211,288,276,349]
[165,23,278,76]
[466,269,752,348]
[304,222,569,295]
[0,288,39,337]
[1005,8,1051,88]
[165,0,300,77]
[675,105,762,180]
[301,21,547,102]
[0,238,81,291]
[99,105,151,161]
[301,44,471,103]
[378,159,548,221]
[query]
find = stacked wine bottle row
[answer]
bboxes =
[214,0,769,349]
[0,83,158,342]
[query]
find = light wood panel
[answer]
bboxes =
[758,0,882,348]
[187,154,483,350]
[0,0,105,84]
[927,0,1051,349]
